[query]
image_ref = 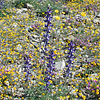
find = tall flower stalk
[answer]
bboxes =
[65,40,76,77]
[42,7,56,90]
[43,7,52,52]
[24,55,31,82]
[0,0,4,9]
[44,50,56,89]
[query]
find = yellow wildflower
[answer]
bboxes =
[55,16,60,20]
[62,11,65,14]
[42,93,45,96]
[38,82,44,85]
[81,12,86,17]
[67,95,70,98]
[55,10,59,13]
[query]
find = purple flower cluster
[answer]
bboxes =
[42,8,56,89]
[24,55,31,81]
[65,41,76,77]
[0,0,4,9]
[44,50,56,89]
[43,7,52,51]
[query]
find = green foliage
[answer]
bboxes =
[0,10,4,17]
[0,9,11,17]
[1,0,63,17]
[12,0,33,8]
[59,0,83,3]
[8,0,62,15]
[32,0,62,13]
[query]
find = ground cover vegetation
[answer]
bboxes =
[0,0,100,100]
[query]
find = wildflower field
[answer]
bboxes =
[0,0,100,100]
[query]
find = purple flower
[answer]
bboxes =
[24,55,31,81]
[65,41,76,77]
[44,50,56,89]
[0,0,4,9]
[42,8,52,49]
[42,8,56,90]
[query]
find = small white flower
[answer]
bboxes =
[85,55,88,58]
[16,44,22,51]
